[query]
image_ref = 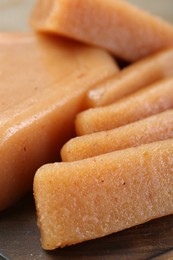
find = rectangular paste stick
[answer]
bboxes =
[61,110,173,161]
[86,48,173,107]
[30,0,173,61]
[0,33,117,211]
[34,139,173,249]
[75,78,173,135]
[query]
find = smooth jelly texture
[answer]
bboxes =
[0,33,117,210]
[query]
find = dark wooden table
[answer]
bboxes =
[0,193,173,260]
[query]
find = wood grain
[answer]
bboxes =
[0,194,172,260]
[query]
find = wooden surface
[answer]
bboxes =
[0,194,173,260]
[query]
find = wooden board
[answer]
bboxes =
[0,194,173,260]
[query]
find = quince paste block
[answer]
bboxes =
[34,139,173,250]
[30,0,173,61]
[0,33,117,210]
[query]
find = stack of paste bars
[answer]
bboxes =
[1,0,173,250]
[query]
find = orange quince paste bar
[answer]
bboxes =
[61,110,173,161]
[34,139,173,249]
[86,48,173,107]
[76,78,173,135]
[30,0,173,61]
[0,33,117,210]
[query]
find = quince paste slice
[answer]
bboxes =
[30,0,173,61]
[34,139,173,249]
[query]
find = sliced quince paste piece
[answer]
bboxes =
[30,0,173,61]
[34,139,173,250]
[61,110,173,162]
[76,78,173,135]
[0,33,117,211]
[86,48,173,108]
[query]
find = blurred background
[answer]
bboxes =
[0,0,173,31]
